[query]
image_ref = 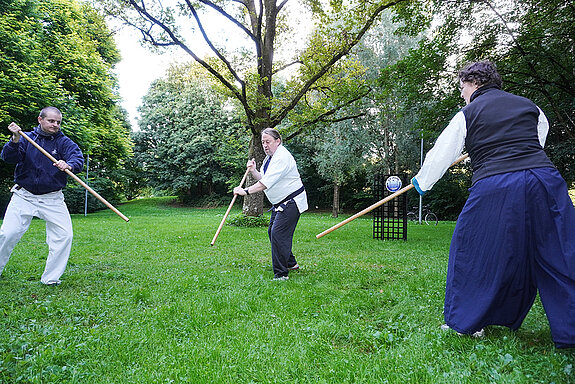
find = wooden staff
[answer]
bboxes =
[210,168,251,246]
[16,128,130,222]
[316,153,469,239]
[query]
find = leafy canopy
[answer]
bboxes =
[0,0,131,171]
[134,62,247,202]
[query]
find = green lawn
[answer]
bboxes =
[0,197,573,383]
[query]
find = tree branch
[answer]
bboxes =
[183,1,245,89]
[197,0,257,42]
[126,0,256,123]
[272,60,303,75]
[277,0,289,13]
[271,0,409,127]
[285,87,371,140]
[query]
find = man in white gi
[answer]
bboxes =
[0,107,84,285]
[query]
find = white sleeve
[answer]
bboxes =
[537,107,549,148]
[413,111,467,192]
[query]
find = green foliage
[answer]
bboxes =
[63,177,121,214]
[227,212,269,227]
[0,180,12,217]
[374,30,461,148]
[281,14,424,214]
[280,138,331,209]
[0,0,133,200]
[133,62,247,203]
[0,198,573,382]
[288,124,371,216]
[0,157,14,216]
[103,156,146,201]
[423,164,472,221]
[341,187,373,211]
[313,120,365,185]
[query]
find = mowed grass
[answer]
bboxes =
[0,197,573,383]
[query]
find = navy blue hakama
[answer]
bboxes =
[268,200,300,278]
[444,167,575,348]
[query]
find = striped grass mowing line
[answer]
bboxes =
[0,197,573,383]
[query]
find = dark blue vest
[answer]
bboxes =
[463,85,554,184]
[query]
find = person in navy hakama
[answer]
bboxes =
[412,61,575,348]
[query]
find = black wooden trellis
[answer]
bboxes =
[373,174,408,240]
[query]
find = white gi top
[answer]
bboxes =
[413,107,549,192]
[259,144,308,213]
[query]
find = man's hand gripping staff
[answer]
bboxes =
[8,123,130,222]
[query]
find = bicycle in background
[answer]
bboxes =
[407,205,438,225]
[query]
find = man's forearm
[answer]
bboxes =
[251,169,262,181]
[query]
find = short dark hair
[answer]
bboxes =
[39,107,62,118]
[261,127,281,142]
[458,61,502,88]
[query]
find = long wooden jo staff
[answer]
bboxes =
[316,153,469,239]
[210,167,250,246]
[16,128,130,222]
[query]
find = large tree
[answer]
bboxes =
[100,0,411,215]
[312,118,366,218]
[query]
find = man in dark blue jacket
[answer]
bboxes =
[412,61,575,349]
[0,107,84,285]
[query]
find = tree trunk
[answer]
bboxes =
[332,182,340,218]
[242,131,266,216]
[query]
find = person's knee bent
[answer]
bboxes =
[0,226,27,243]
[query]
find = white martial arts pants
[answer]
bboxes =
[0,186,73,285]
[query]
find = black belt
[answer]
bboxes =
[272,186,305,209]
[13,185,58,195]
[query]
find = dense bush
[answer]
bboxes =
[227,213,269,227]
[179,191,233,208]
[0,180,12,218]
[423,168,471,221]
[63,177,121,214]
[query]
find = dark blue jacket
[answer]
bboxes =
[1,126,84,194]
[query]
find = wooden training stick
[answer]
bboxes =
[17,129,130,222]
[316,153,469,239]
[210,168,251,246]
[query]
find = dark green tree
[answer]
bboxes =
[134,63,246,202]
[309,118,366,218]
[0,0,133,212]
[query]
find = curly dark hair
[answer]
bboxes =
[458,60,502,88]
